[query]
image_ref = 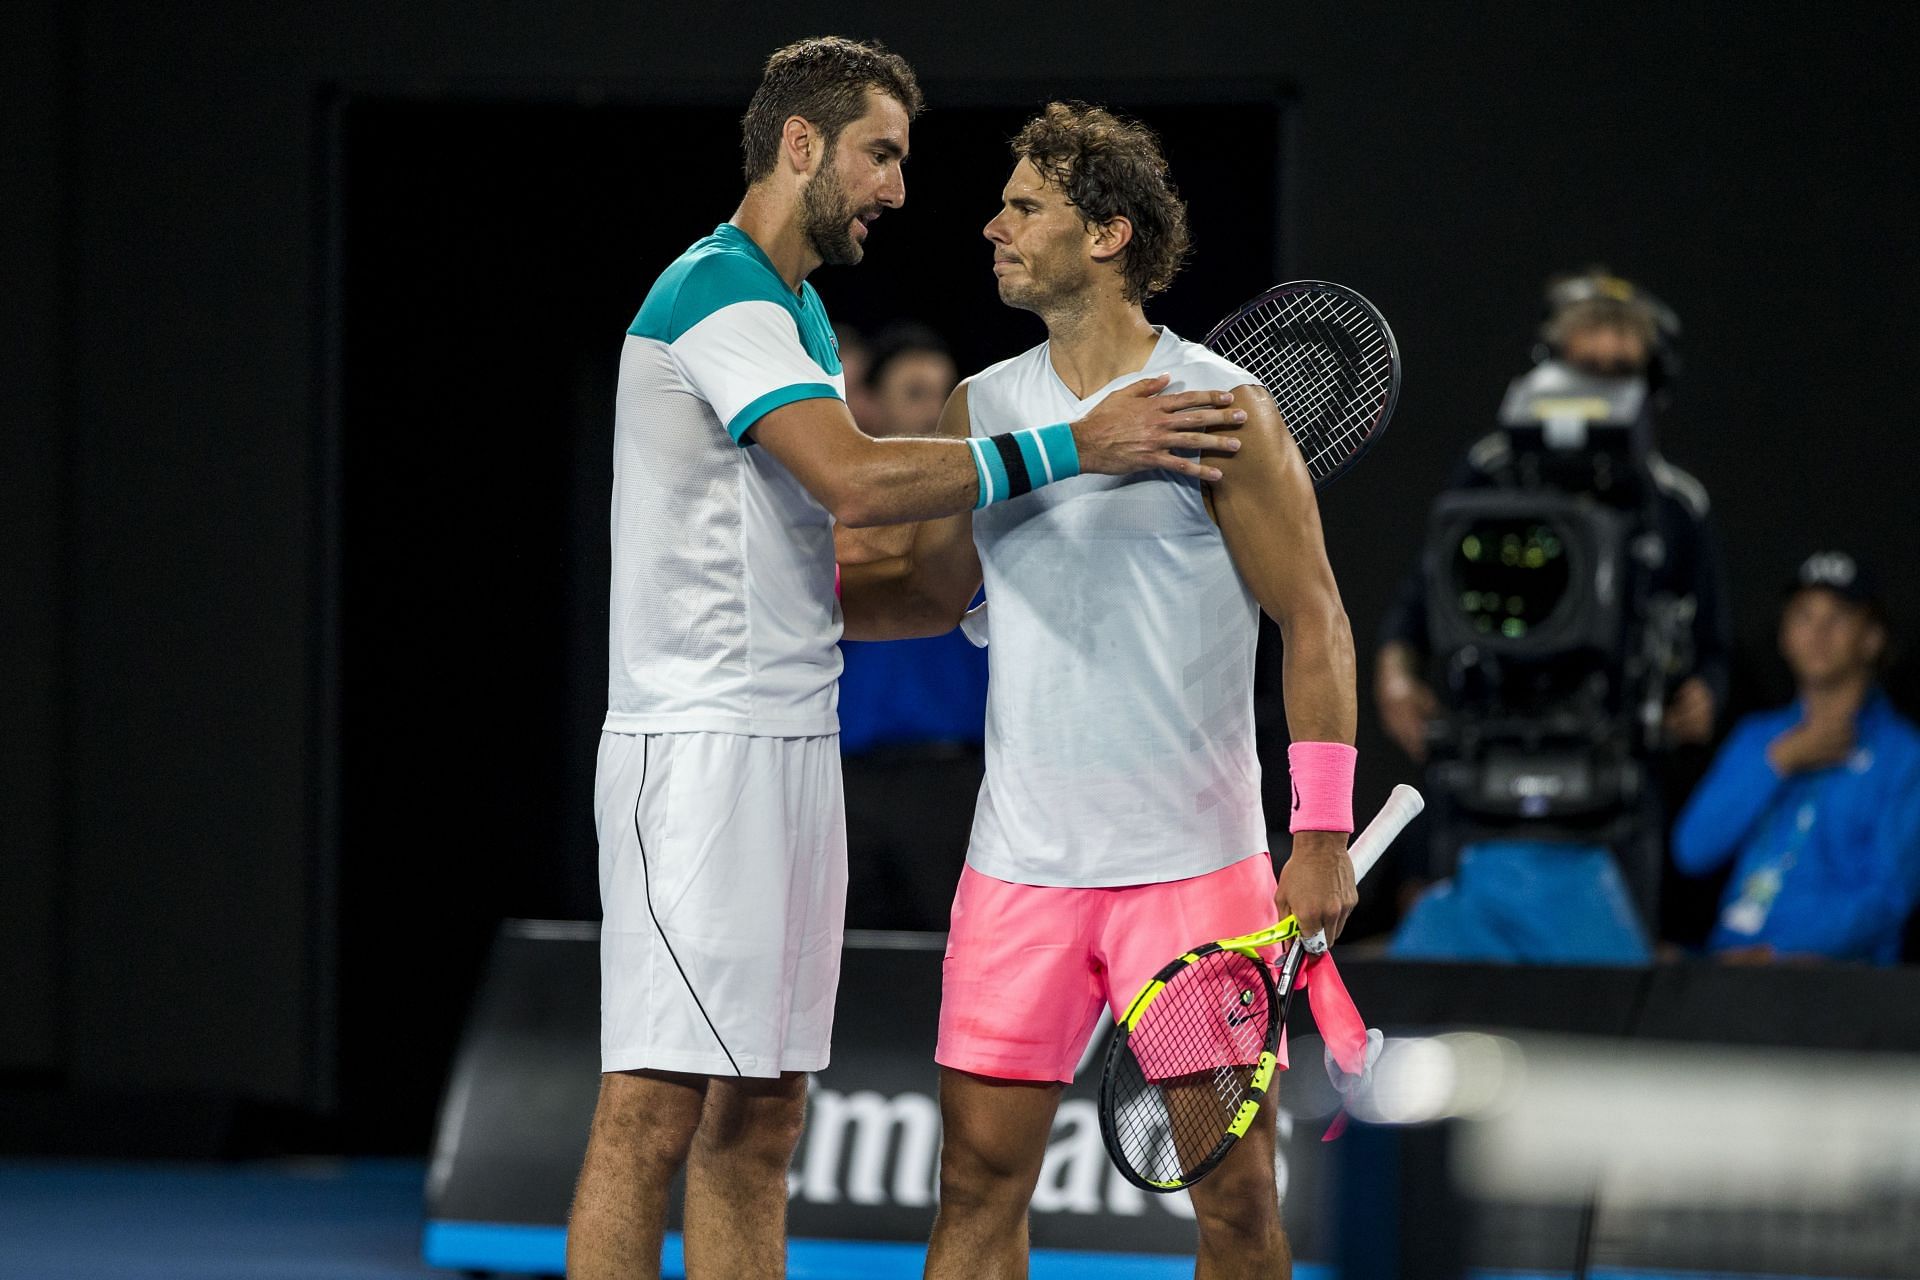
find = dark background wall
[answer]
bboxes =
[5,2,1915,1150]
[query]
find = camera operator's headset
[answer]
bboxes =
[1534,268,1684,399]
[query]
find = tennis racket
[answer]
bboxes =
[1097,784,1424,1193]
[1203,280,1401,490]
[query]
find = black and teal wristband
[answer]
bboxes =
[965,422,1080,509]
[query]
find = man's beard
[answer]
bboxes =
[997,259,1086,321]
[801,158,864,266]
[996,270,1043,312]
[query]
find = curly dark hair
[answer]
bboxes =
[740,37,924,184]
[1011,102,1191,303]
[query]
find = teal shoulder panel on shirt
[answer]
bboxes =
[627,225,843,377]
[628,234,788,343]
[796,281,842,378]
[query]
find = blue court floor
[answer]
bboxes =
[0,1159,443,1280]
[1,1161,1227,1280]
[0,1158,1852,1280]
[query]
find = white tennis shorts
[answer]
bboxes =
[594,730,847,1078]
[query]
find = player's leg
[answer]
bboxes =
[578,731,837,1276]
[566,1068,707,1280]
[682,1070,809,1279]
[925,865,1108,1278]
[1186,1099,1289,1279]
[924,1069,1062,1280]
[1097,853,1294,1279]
[683,731,847,1275]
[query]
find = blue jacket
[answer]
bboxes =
[837,632,988,755]
[1672,691,1920,964]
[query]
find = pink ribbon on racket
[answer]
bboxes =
[1279,950,1371,1141]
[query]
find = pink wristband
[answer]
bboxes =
[1287,741,1356,833]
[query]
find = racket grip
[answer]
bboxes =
[1301,784,1424,953]
[1348,783,1424,884]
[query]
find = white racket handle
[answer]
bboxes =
[1349,783,1424,882]
[1302,783,1424,953]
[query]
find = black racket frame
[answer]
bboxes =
[1200,279,1402,491]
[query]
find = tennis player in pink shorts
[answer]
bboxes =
[840,103,1359,1280]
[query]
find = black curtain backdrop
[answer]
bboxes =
[5,0,1916,1154]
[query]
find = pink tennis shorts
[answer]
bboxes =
[936,853,1280,1083]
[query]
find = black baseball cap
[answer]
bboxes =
[1786,551,1881,613]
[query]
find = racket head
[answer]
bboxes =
[1097,942,1286,1193]
[1202,279,1402,490]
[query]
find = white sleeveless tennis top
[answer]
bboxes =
[965,327,1269,887]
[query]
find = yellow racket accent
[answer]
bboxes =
[1119,951,1203,1030]
[1226,1051,1282,1139]
[1221,915,1300,958]
[1249,1049,1279,1093]
[1120,978,1168,1031]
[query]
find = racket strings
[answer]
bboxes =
[1208,288,1394,483]
[1106,952,1274,1185]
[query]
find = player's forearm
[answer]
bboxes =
[839,506,981,640]
[1277,598,1359,746]
[826,436,983,528]
[840,557,946,640]
[838,552,978,640]
[834,521,917,566]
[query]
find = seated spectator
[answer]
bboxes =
[1673,552,1920,965]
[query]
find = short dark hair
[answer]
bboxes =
[865,321,952,390]
[740,37,924,184]
[1011,102,1191,304]
[1542,267,1661,349]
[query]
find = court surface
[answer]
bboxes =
[0,1159,1882,1280]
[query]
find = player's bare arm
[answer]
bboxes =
[833,520,915,567]
[749,375,1245,527]
[831,373,979,569]
[839,382,985,640]
[1209,382,1360,943]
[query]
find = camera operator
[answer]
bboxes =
[1380,270,1732,963]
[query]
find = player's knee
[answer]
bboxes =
[590,1072,704,1174]
[696,1077,808,1171]
[1190,1168,1283,1249]
[936,1130,1038,1212]
[721,1103,806,1172]
[1194,1205,1284,1260]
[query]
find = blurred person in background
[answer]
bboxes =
[1381,270,1732,964]
[869,320,957,438]
[835,322,989,929]
[1673,552,1920,965]
[833,320,882,430]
